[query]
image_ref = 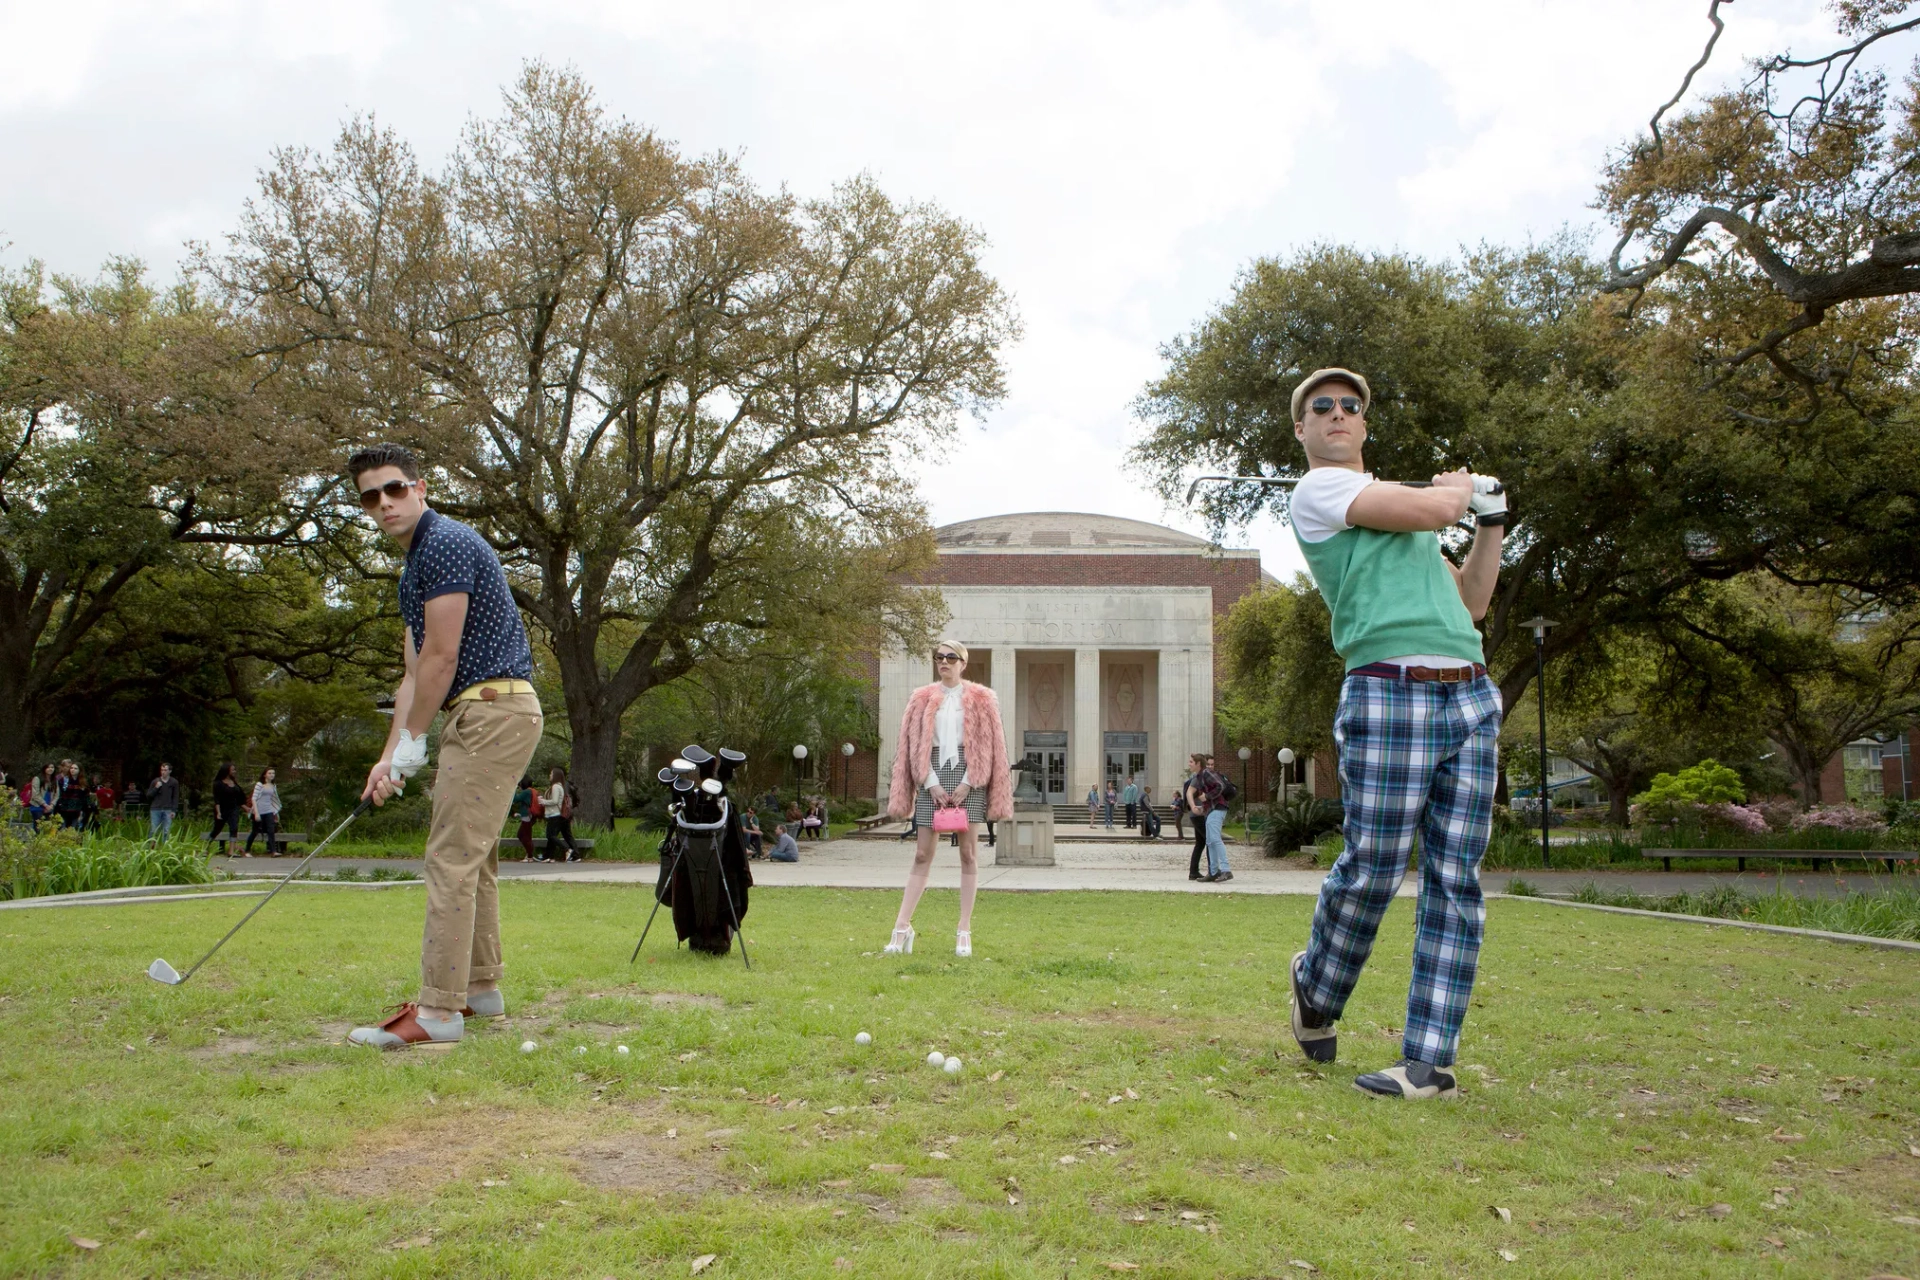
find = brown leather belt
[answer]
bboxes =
[1351,661,1487,684]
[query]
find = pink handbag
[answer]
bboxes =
[931,805,969,832]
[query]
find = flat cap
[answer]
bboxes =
[1290,368,1372,423]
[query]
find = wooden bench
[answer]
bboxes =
[1645,848,1912,874]
[854,814,891,831]
[497,837,596,854]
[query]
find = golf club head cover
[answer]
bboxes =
[682,745,717,780]
[716,748,746,783]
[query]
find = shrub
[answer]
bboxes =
[1702,801,1769,836]
[1631,759,1745,826]
[0,822,215,900]
[1790,803,1886,833]
[1262,795,1343,858]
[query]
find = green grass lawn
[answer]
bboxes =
[3,887,1917,1278]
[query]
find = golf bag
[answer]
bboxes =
[653,746,753,956]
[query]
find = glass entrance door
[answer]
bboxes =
[1104,751,1147,787]
[1025,750,1068,798]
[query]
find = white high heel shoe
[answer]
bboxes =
[883,925,915,955]
[955,930,972,958]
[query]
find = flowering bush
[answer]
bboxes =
[1790,804,1886,833]
[1703,802,1769,835]
[1752,799,1803,831]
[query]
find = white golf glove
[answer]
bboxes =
[390,729,430,782]
[1468,474,1508,526]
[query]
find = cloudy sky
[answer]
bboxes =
[0,0,1835,578]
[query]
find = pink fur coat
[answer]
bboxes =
[886,679,1013,821]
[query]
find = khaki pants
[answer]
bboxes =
[420,692,542,1010]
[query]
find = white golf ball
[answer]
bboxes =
[926,1051,946,1067]
[855,1032,872,1046]
[575,1045,588,1055]
[616,1044,630,1055]
[520,1040,538,1054]
[943,1056,962,1075]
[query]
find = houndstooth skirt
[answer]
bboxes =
[912,744,987,826]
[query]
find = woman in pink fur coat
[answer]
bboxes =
[883,639,1012,957]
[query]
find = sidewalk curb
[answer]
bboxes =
[0,880,423,911]
[1488,893,1920,952]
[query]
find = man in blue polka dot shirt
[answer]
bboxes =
[346,443,544,1051]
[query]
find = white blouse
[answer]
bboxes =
[923,683,972,788]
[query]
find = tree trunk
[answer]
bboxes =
[0,664,38,774]
[1608,775,1632,828]
[567,705,621,831]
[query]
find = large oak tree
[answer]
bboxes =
[211,65,1011,824]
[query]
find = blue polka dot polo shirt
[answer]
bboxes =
[398,508,533,693]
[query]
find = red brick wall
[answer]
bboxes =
[1817,751,1846,805]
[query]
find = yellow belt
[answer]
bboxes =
[448,678,536,708]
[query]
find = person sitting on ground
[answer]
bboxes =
[767,823,801,862]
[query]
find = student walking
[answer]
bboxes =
[542,766,580,862]
[1281,368,1507,1100]
[346,442,542,1051]
[1086,784,1099,828]
[881,640,1012,959]
[207,763,246,851]
[509,778,535,860]
[246,768,283,855]
[1184,754,1217,880]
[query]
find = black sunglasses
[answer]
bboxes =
[358,478,418,509]
[1308,395,1365,417]
[933,650,962,663]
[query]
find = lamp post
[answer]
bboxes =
[1522,616,1558,870]
[1277,747,1295,810]
[791,743,808,802]
[1237,746,1252,840]
[840,741,855,802]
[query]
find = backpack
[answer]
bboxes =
[1219,777,1238,803]
[561,785,576,820]
[530,790,545,819]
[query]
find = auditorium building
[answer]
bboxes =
[866,511,1303,811]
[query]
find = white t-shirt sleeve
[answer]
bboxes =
[1289,469,1376,544]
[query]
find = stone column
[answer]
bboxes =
[875,650,920,809]
[988,647,1018,766]
[1158,647,1189,799]
[1073,647,1102,796]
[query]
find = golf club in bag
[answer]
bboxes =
[147,795,375,986]
[631,746,752,968]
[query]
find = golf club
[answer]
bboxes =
[1183,474,1503,505]
[146,795,376,986]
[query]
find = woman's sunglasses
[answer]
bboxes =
[358,478,419,509]
[933,650,962,663]
[1308,395,1364,417]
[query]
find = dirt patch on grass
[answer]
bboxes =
[311,1102,724,1201]
[190,1036,266,1058]
[1823,1150,1920,1213]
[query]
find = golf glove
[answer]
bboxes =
[390,729,430,781]
[1468,474,1508,527]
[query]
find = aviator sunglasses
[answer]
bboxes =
[1308,395,1365,417]
[358,478,421,509]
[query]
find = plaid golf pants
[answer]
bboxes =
[1299,669,1502,1067]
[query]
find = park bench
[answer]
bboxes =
[854,813,891,831]
[1644,848,1912,874]
[496,837,596,855]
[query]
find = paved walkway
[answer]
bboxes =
[211,840,1898,899]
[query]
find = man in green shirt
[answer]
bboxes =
[1282,368,1508,1100]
